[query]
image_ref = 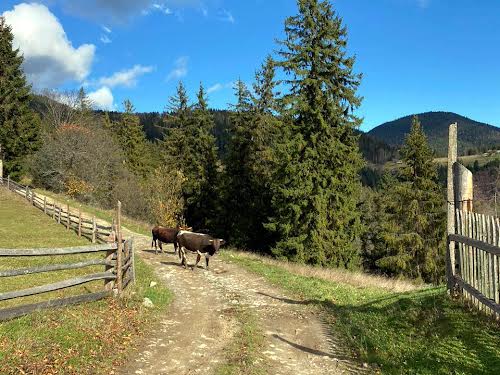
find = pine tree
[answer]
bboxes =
[187,83,219,229]
[221,80,257,246]
[377,116,446,283]
[267,0,364,268]
[162,82,219,229]
[116,99,150,177]
[0,17,41,178]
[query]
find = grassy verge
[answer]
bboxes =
[0,188,172,374]
[34,188,152,237]
[221,250,500,375]
[214,307,267,375]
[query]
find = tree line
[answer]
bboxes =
[0,0,446,283]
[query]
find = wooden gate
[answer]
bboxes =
[447,124,500,316]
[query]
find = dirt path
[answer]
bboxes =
[26,191,369,374]
[118,232,370,375]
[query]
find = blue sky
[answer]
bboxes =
[1,0,500,131]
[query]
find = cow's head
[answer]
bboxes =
[208,238,225,253]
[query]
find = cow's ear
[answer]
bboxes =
[208,239,214,244]
[220,239,226,246]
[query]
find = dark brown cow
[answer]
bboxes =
[177,231,225,270]
[151,225,191,256]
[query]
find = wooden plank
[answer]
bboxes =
[0,243,117,256]
[448,234,500,256]
[0,272,116,301]
[0,259,115,277]
[0,291,111,322]
[456,276,500,315]
[116,201,123,293]
[92,216,96,244]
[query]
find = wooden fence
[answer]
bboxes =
[451,210,500,315]
[1,176,114,243]
[0,176,135,321]
[447,123,500,317]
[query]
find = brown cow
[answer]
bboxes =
[177,231,225,270]
[151,225,192,256]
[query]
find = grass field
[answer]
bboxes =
[221,251,500,375]
[0,187,172,374]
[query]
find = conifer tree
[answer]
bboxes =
[377,116,446,283]
[116,99,150,177]
[187,84,219,229]
[221,80,257,246]
[162,82,219,229]
[267,0,364,268]
[0,17,41,178]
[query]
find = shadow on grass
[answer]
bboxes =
[315,289,500,374]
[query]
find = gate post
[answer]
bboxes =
[447,123,458,293]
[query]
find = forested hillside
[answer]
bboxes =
[368,111,500,156]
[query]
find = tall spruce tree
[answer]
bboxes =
[0,17,41,178]
[162,82,219,229]
[116,99,150,177]
[267,0,364,268]
[222,80,257,246]
[377,116,446,283]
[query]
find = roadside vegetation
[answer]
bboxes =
[222,250,500,375]
[0,188,172,374]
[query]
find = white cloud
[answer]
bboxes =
[100,34,112,44]
[218,8,234,23]
[88,86,114,110]
[2,3,95,88]
[152,3,173,15]
[207,81,234,94]
[97,65,154,88]
[166,57,188,81]
[102,25,112,33]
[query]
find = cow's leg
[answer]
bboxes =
[205,256,209,270]
[174,241,178,256]
[159,240,163,254]
[194,254,201,270]
[180,247,187,268]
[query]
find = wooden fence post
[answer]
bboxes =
[52,201,55,220]
[31,191,34,206]
[454,163,474,212]
[44,197,47,214]
[25,186,28,200]
[116,201,123,294]
[130,238,135,284]
[78,210,82,237]
[7,175,10,190]
[57,205,61,224]
[66,204,70,230]
[447,123,458,293]
[92,216,96,244]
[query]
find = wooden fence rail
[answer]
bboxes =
[0,176,114,243]
[0,176,135,321]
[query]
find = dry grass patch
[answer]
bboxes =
[226,250,423,293]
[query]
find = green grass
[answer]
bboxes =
[0,187,172,374]
[221,251,500,375]
[35,188,152,237]
[214,307,267,375]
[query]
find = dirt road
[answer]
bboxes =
[117,233,369,375]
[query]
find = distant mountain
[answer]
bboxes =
[368,112,500,156]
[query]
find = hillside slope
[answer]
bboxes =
[368,112,500,156]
